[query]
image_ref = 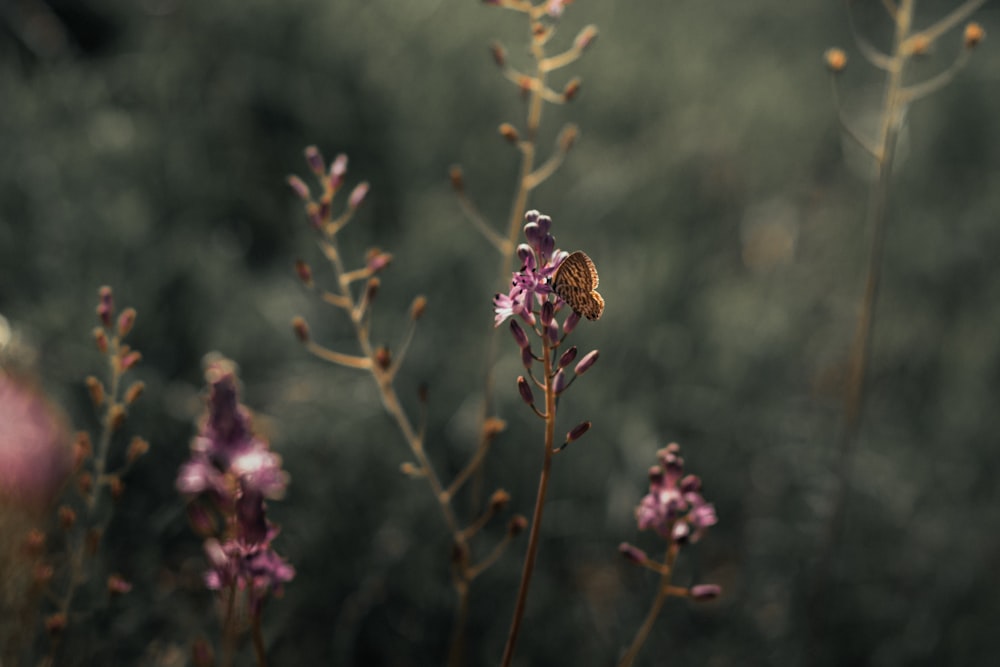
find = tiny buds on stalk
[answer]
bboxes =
[559,124,578,153]
[93,327,108,354]
[521,347,534,370]
[124,381,145,405]
[292,316,310,343]
[45,613,67,635]
[540,301,554,328]
[349,181,370,209]
[690,584,722,601]
[366,248,394,273]
[499,122,520,144]
[78,472,93,497]
[365,278,380,305]
[127,436,150,463]
[489,489,511,512]
[329,154,348,190]
[410,295,428,320]
[97,286,114,328]
[108,475,125,501]
[109,404,126,432]
[24,530,46,558]
[121,351,142,371]
[374,345,391,370]
[824,47,847,73]
[304,145,325,177]
[449,165,465,192]
[565,420,590,445]
[517,376,534,405]
[510,320,530,349]
[964,22,984,49]
[483,416,507,440]
[508,515,528,537]
[116,308,136,337]
[58,506,76,530]
[618,542,648,565]
[73,432,92,468]
[563,78,581,101]
[400,462,425,478]
[563,310,580,335]
[574,25,598,52]
[191,638,215,667]
[294,259,314,287]
[553,369,567,395]
[574,349,599,375]
[287,174,311,201]
[85,528,102,555]
[490,41,507,68]
[107,574,133,595]
[85,376,105,408]
[558,346,578,368]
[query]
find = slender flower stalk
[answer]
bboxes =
[494,211,601,667]
[289,148,524,667]
[816,0,986,620]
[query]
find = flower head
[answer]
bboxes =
[635,443,717,544]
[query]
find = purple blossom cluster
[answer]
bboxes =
[493,210,578,333]
[634,443,717,544]
[177,358,294,611]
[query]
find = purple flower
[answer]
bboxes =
[493,211,573,328]
[634,443,717,544]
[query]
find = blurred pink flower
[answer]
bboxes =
[0,373,72,511]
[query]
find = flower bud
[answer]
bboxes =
[121,351,142,371]
[374,345,391,370]
[85,376,105,408]
[108,475,125,501]
[34,562,54,586]
[559,124,578,153]
[23,530,46,558]
[563,77,581,101]
[558,346,578,368]
[449,165,464,192]
[400,462,425,478]
[109,404,126,431]
[964,22,985,49]
[364,278,380,305]
[574,349,599,375]
[127,436,150,463]
[73,432,92,468]
[690,584,721,601]
[574,25,598,52]
[107,574,132,595]
[292,317,310,343]
[565,420,591,444]
[97,286,114,328]
[45,613,67,635]
[553,369,567,395]
[540,301,554,328]
[116,308,137,337]
[618,542,647,564]
[510,320,530,349]
[124,381,145,405]
[366,249,393,274]
[517,376,534,405]
[499,123,519,144]
[349,182,370,209]
[489,489,511,512]
[563,310,580,335]
[482,417,507,440]
[329,154,348,191]
[824,47,847,73]
[286,174,310,201]
[507,515,528,537]
[410,295,427,320]
[93,327,108,354]
[490,41,507,68]
[294,259,313,287]
[304,145,325,177]
[521,346,534,370]
[188,504,216,537]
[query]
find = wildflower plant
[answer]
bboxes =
[5,287,148,665]
[176,357,294,667]
[493,210,601,666]
[616,443,719,667]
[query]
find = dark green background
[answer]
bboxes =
[2,0,999,665]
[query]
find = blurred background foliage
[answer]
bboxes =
[2,0,1000,665]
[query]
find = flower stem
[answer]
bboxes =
[499,337,557,667]
[617,545,678,667]
[252,610,267,667]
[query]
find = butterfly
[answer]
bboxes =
[552,251,604,321]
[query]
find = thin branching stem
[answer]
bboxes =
[616,544,679,667]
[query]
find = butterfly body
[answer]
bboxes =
[552,251,604,321]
